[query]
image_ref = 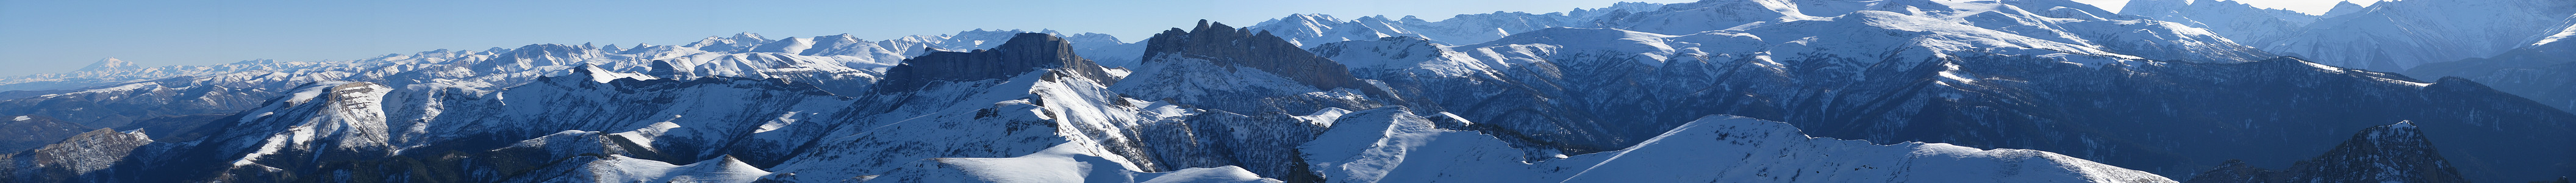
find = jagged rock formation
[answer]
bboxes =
[876,33,1117,92]
[2184,121,2470,183]
[1141,20,1373,92]
[1116,20,1389,115]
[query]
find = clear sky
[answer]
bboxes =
[0,0,2368,77]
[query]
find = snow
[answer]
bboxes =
[550,155,771,182]
[1136,166,1282,183]
[1939,62,1978,84]
[887,143,1139,182]
[1295,107,1354,127]
[2533,23,2576,46]
[873,143,1289,183]
[226,82,395,167]
[1293,113,2178,182]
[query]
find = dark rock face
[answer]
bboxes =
[875,33,1115,92]
[1142,20,1372,92]
[1,128,152,182]
[2184,121,2470,183]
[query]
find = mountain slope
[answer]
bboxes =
[2181,0,2576,70]
[2183,121,2470,183]
[1293,108,2175,182]
[2406,23,2576,112]
[1306,2,2575,181]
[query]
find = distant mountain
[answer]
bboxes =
[1,0,2572,182]
[2407,22,2576,112]
[1300,0,2572,181]
[2120,0,2319,49]
[2132,0,2576,70]
[0,30,1138,154]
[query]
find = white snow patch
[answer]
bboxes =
[1295,107,1354,127]
[2532,24,2576,46]
[1939,62,1977,84]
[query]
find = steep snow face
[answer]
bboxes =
[2236,0,2576,70]
[1293,109,2176,183]
[198,82,396,174]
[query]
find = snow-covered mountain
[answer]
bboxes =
[0,30,1142,155]
[1295,110,2174,182]
[2135,0,2576,71]
[0,29,2182,182]
[1253,0,2274,63]
[2406,22,2576,113]
[2,0,2573,182]
[2120,0,2319,48]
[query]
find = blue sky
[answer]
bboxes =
[0,0,2363,77]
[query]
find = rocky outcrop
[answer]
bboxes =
[2,127,152,182]
[2184,121,2470,183]
[1142,20,1372,92]
[875,32,1115,92]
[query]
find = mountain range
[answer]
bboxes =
[1,0,2571,182]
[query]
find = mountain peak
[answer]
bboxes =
[874,32,1111,92]
[77,57,139,72]
[1142,20,1371,92]
[2184,121,2470,183]
[2322,1,2367,16]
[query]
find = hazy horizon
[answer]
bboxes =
[0,0,2370,77]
